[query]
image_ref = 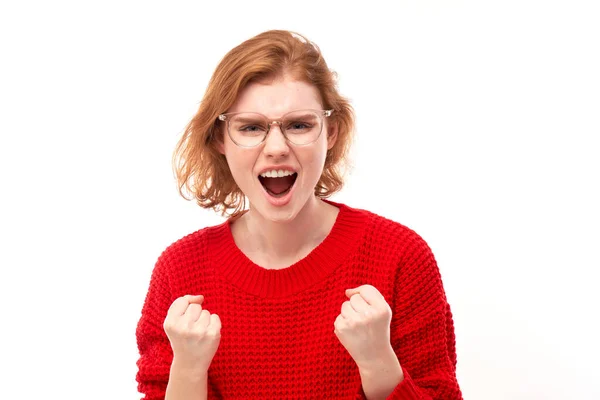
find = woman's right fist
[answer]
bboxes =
[163,295,222,372]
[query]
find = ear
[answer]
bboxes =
[212,125,226,154]
[216,139,225,155]
[326,121,338,150]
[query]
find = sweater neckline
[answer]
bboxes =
[210,200,368,298]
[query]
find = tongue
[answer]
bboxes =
[262,176,294,195]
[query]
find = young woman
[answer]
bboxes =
[136,30,463,400]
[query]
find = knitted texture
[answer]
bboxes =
[136,201,463,399]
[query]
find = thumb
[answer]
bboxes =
[185,294,205,304]
[345,287,361,298]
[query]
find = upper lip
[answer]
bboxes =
[257,165,298,176]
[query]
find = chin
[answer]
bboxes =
[252,199,302,224]
[251,188,317,225]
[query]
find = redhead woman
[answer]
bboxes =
[136,30,463,400]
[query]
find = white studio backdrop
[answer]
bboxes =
[0,1,598,399]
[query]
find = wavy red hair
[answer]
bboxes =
[173,30,355,217]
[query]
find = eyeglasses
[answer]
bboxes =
[218,109,333,148]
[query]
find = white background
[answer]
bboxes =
[1,1,599,399]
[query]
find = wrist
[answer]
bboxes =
[357,346,402,377]
[357,348,404,400]
[166,358,209,400]
[170,357,210,380]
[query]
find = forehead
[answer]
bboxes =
[228,77,323,117]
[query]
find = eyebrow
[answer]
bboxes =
[235,116,268,124]
[238,111,319,120]
[283,112,318,120]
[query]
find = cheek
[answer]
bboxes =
[224,146,257,183]
[298,146,328,177]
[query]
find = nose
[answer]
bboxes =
[262,122,290,158]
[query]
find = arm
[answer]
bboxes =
[136,257,219,400]
[165,360,208,400]
[136,257,175,400]
[162,294,221,400]
[342,236,463,400]
[384,236,463,399]
[335,285,405,400]
[357,348,404,399]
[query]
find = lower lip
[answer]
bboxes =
[260,176,297,207]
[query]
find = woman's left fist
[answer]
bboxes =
[334,284,394,369]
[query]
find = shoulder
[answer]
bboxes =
[338,201,433,257]
[334,202,444,300]
[154,222,226,273]
[332,202,438,279]
[147,222,229,295]
[342,204,446,291]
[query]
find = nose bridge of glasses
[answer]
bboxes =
[267,119,286,136]
[263,119,290,149]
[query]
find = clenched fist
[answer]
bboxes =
[163,295,222,372]
[334,285,396,370]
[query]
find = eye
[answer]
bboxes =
[287,122,311,131]
[240,125,265,132]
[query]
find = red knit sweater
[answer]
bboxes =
[136,201,463,399]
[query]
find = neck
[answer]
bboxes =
[240,197,338,263]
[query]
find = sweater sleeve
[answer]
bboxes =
[136,252,221,400]
[136,255,174,400]
[385,234,463,400]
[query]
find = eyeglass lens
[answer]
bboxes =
[228,110,323,146]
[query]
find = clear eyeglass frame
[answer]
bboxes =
[218,109,334,148]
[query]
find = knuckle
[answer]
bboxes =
[334,322,346,333]
[163,316,178,330]
[169,297,187,311]
[206,329,221,340]
[346,318,358,329]
[379,306,392,318]
[372,312,385,322]
[189,304,201,313]
[163,321,172,332]
[192,330,206,340]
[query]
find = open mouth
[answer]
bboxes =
[258,172,298,198]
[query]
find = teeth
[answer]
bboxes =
[260,169,295,178]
